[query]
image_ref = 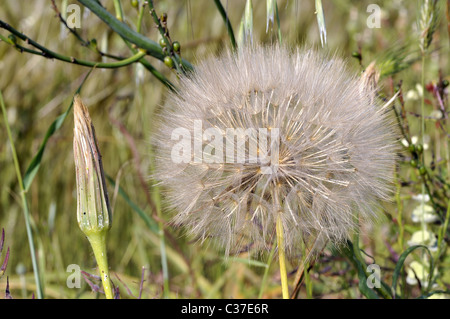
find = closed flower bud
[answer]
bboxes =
[73,95,112,235]
[73,94,113,298]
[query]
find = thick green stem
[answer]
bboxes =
[276,214,289,299]
[86,230,113,299]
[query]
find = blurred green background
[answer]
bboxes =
[0,0,448,299]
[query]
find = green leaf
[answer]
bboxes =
[391,245,434,298]
[213,0,237,50]
[22,70,93,191]
[105,175,159,233]
[341,241,382,299]
[354,254,380,299]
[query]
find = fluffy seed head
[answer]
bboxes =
[153,45,397,257]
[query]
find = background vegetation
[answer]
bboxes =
[0,0,449,299]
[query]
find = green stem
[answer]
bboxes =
[395,172,405,250]
[276,214,289,299]
[0,91,44,299]
[0,22,147,68]
[213,0,237,51]
[113,0,124,21]
[86,230,113,299]
[420,52,427,280]
[136,1,146,34]
[438,200,450,252]
[274,0,282,45]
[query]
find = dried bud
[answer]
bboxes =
[360,61,380,104]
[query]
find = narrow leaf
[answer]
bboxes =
[391,245,434,298]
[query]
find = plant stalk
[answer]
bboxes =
[276,214,289,299]
[86,230,113,299]
[0,91,44,299]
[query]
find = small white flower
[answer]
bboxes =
[411,204,438,223]
[401,135,429,150]
[407,230,438,251]
[405,89,419,101]
[429,110,443,120]
[412,194,430,202]
[416,83,424,97]
[401,138,409,148]
[406,260,436,287]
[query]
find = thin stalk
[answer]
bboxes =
[113,0,124,21]
[0,91,44,299]
[0,22,147,68]
[420,52,427,282]
[301,242,312,298]
[276,214,289,299]
[258,243,276,299]
[395,172,405,250]
[86,231,113,299]
[136,1,146,34]
[438,200,450,252]
[421,51,426,192]
[274,0,282,45]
